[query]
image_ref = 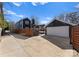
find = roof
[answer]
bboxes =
[46,18,78,27]
[15,18,30,24]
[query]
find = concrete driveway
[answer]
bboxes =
[0,33,78,57]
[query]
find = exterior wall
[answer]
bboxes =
[15,19,31,29]
[47,26,69,37]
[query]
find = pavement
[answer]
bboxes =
[0,33,78,57]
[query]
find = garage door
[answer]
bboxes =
[47,26,69,37]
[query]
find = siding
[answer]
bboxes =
[47,26,69,37]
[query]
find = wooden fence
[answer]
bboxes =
[71,26,79,52]
[15,28,39,37]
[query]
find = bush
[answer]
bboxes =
[0,14,10,29]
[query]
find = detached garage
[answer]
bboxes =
[46,19,77,38]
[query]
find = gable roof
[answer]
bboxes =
[15,18,30,24]
[46,19,70,27]
[46,18,78,27]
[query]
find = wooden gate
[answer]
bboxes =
[71,26,79,52]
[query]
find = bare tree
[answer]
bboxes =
[66,12,79,24]
[56,12,79,24]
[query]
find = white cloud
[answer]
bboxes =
[3,8,25,18]
[46,17,52,20]
[40,17,52,24]
[75,4,79,9]
[41,20,49,24]
[32,2,37,6]
[12,2,23,7]
[40,2,48,5]
[12,2,48,7]
[31,2,48,6]
[3,8,16,15]
[15,14,25,18]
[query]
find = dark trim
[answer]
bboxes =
[69,26,72,44]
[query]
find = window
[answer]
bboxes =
[25,21,29,25]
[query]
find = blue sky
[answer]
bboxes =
[3,2,79,24]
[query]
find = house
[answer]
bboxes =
[15,18,32,36]
[46,19,78,38]
[38,24,46,34]
[15,18,39,36]
[15,18,31,29]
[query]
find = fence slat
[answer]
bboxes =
[71,26,79,52]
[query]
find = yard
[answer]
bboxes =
[0,32,78,57]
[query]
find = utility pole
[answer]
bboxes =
[0,2,3,14]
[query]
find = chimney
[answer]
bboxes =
[32,18,35,25]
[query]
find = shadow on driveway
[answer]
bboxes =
[42,35,73,49]
[10,33,30,40]
[3,31,30,40]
